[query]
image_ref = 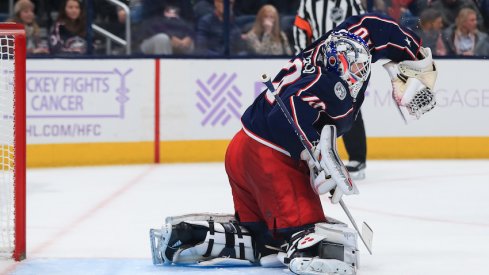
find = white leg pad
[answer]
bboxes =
[175,221,255,264]
[282,221,359,274]
[315,223,360,269]
[289,257,355,275]
[150,218,255,265]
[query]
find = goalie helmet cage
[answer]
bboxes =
[0,23,26,261]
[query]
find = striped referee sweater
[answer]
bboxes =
[293,0,365,54]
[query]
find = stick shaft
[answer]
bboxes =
[339,200,372,254]
[261,74,372,254]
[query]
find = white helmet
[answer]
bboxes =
[323,31,371,98]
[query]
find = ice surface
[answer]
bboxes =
[1,160,489,275]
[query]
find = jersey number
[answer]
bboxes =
[265,58,303,104]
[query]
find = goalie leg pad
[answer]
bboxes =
[281,221,359,274]
[164,212,237,225]
[314,223,359,268]
[289,258,355,275]
[150,219,256,265]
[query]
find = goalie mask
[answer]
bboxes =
[323,31,371,99]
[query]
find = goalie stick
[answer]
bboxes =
[260,74,373,255]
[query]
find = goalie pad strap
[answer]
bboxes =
[220,223,236,258]
[203,221,246,259]
[232,221,246,259]
[203,238,214,258]
[177,220,254,263]
[203,220,215,257]
[234,221,244,238]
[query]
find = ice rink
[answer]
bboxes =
[1,160,489,275]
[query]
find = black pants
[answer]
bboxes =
[342,110,366,163]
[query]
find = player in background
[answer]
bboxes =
[150,12,438,275]
[293,0,365,53]
[294,0,368,180]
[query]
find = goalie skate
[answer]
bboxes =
[345,161,366,180]
[150,224,172,265]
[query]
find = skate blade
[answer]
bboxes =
[150,229,165,265]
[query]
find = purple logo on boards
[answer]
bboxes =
[26,68,132,119]
[254,82,266,98]
[196,73,242,126]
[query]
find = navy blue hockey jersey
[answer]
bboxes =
[241,13,422,159]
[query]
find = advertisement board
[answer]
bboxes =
[27,59,155,144]
[25,58,489,166]
[26,59,155,166]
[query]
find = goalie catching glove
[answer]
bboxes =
[300,125,359,203]
[383,47,437,120]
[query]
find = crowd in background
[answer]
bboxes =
[1,0,489,57]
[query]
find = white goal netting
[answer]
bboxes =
[0,33,17,256]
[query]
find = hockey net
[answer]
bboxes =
[0,23,26,261]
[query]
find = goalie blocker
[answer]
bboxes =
[300,125,359,203]
[150,213,360,275]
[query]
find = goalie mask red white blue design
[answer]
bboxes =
[323,31,371,99]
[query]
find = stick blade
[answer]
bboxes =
[361,222,374,254]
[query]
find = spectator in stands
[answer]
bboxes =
[141,0,194,24]
[415,8,447,55]
[0,1,8,15]
[477,0,489,30]
[268,0,301,15]
[93,0,129,38]
[29,0,64,32]
[193,0,214,22]
[7,0,49,54]
[406,0,431,17]
[234,0,266,16]
[442,7,489,56]
[361,0,387,13]
[431,0,478,28]
[196,0,247,56]
[130,0,144,24]
[242,5,292,55]
[138,5,195,55]
[385,0,419,28]
[49,0,87,55]
[88,0,127,55]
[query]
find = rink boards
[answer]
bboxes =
[25,58,489,166]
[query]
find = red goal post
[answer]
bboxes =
[0,23,26,261]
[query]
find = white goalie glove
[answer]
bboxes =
[300,147,336,196]
[300,125,359,203]
[383,47,438,121]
